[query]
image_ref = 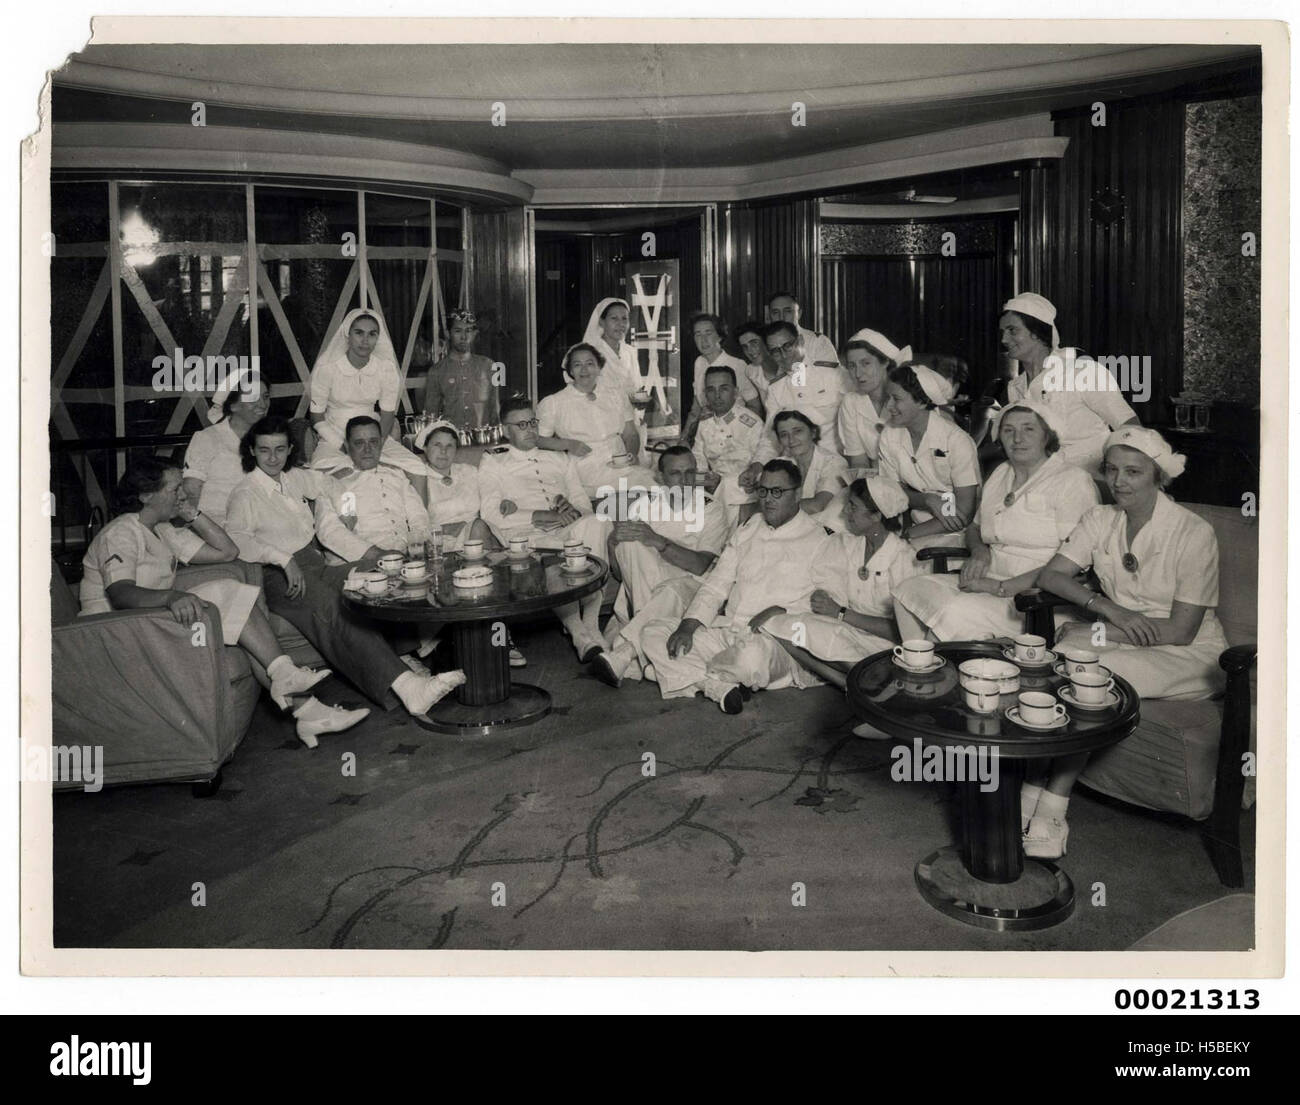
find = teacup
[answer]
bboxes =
[611,453,633,469]
[1069,669,1116,704]
[892,639,936,670]
[508,536,531,558]
[1063,648,1101,676]
[564,553,589,572]
[462,539,485,561]
[1013,633,1048,663]
[1018,691,1067,727]
[377,554,404,578]
[360,571,389,596]
[563,537,584,554]
[963,678,1001,715]
[401,560,427,582]
[959,657,1019,695]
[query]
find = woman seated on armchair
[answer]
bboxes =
[1022,427,1228,859]
[892,400,1098,642]
[80,457,367,747]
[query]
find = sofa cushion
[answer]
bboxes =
[1079,698,1223,820]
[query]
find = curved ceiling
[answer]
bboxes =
[53,42,1260,200]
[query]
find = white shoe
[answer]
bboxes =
[591,644,633,689]
[702,675,744,715]
[400,654,432,677]
[642,664,657,683]
[292,696,369,749]
[269,663,331,710]
[402,670,467,716]
[1023,816,1069,859]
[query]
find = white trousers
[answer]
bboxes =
[640,620,818,699]
[761,611,893,665]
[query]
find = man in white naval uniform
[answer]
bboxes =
[314,416,432,566]
[766,291,841,370]
[641,459,831,714]
[478,395,611,662]
[692,364,766,529]
[746,321,847,465]
[592,445,730,688]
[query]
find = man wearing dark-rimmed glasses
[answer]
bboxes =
[641,459,831,714]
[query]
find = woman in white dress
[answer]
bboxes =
[998,293,1141,475]
[763,476,919,689]
[772,408,849,523]
[413,419,492,553]
[838,328,910,469]
[876,362,982,547]
[308,307,426,493]
[536,342,655,498]
[80,457,366,748]
[1021,427,1228,858]
[182,370,271,526]
[583,298,651,405]
[892,400,1099,642]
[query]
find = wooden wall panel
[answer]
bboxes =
[467,207,530,397]
[1049,101,1185,424]
[718,197,819,332]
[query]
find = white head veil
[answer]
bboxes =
[314,306,400,377]
[583,298,631,353]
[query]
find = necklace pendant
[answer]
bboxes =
[1122,552,1139,573]
[1003,492,1016,507]
[858,566,871,580]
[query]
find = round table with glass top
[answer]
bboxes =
[343,550,608,736]
[846,641,1139,932]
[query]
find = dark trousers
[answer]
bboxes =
[263,545,407,710]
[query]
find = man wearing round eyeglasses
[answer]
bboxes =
[641,459,830,714]
[479,395,612,662]
[765,291,841,370]
[746,322,847,473]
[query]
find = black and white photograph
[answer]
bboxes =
[17,13,1286,996]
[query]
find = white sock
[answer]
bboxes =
[390,670,423,711]
[1036,790,1070,821]
[1021,782,1043,825]
[267,655,294,681]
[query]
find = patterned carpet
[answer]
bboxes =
[53,623,1255,952]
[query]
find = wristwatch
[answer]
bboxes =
[837,606,847,621]
[186,510,203,527]
[996,580,1007,598]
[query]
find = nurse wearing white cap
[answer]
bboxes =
[1022,427,1228,859]
[838,329,911,469]
[998,293,1141,474]
[892,400,1099,642]
[762,475,921,688]
[876,361,982,547]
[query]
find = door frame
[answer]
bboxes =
[523,202,717,403]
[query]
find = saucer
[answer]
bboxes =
[1004,705,1069,732]
[1058,685,1121,712]
[561,561,592,575]
[1002,646,1058,670]
[891,654,946,675]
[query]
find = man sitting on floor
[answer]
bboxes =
[479,395,612,663]
[641,459,831,714]
[692,365,766,529]
[592,445,730,689]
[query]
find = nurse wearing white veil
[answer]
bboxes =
[584,298,645,401]
[308,307,426,485]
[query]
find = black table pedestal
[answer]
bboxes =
[915,764,1074,932]
[413,619,552,735]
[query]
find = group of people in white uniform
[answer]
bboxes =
[79,289,1230,861]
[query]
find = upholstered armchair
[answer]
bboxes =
[51,559,261,795]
